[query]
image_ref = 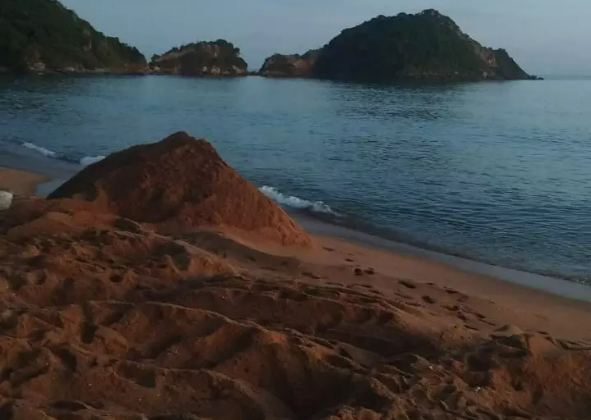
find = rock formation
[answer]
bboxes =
[260,9,536,81]
[49,132,311,246]
[259,50,321,78]
[0,0,147,74]
[150,40,248,76]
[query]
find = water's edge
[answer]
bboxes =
[293,212,591,303]
[1,153,588,304]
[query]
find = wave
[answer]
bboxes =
[259,186,337,215]
[80,155,105,165]
[22,142,58,158]
[20,142,103,166]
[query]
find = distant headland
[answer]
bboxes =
[0,0,147,74]
[260,10,540,81]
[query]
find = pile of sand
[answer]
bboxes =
[49,132,311,247]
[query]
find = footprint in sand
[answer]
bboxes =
[302,271,322,280]
[422,296,437,304]
[399,280,418,289]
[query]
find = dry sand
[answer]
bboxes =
[1,138,590,419]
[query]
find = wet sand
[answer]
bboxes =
[295,213,591,302]
[0,166,48,195]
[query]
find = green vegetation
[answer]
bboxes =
[311,9,531,81]
[0,0,146,72]
[151,40,247,76]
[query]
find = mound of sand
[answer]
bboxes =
[49,132,312,247]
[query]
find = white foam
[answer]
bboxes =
[22,142,57,158]
[80,155,105,166]
[259,186,336,214]
[20,142,105,166]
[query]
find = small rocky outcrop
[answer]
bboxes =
[0,0,147,74]
[150,40,248,76]
[259,50,321,77]
[260,9,536,82]
[49,132,311,246]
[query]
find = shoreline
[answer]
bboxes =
[285,233,591,343]
[294,213,591,303]
[1,163,590,306]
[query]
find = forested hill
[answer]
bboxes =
[150,40,248,76]
[261,9,534,81]
[0,0,146,73]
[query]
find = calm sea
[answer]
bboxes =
[1,75,591,283]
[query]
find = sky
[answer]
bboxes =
[61,0,591,76]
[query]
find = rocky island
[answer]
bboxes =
[150,40,248,76]
[260,9,536,81]
[0,0,147,74]
[259,50,321,78]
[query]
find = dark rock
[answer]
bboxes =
[259,50,321,78]
[150,40,247,76]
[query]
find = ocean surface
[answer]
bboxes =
[1,74,591,284]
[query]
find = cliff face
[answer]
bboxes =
[0,0,147,74]
[150,40,248,76]
[260,9,534,81]
[259,50,321,77]
[483,48,532,80]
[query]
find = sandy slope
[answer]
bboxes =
[0,197,590,420]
